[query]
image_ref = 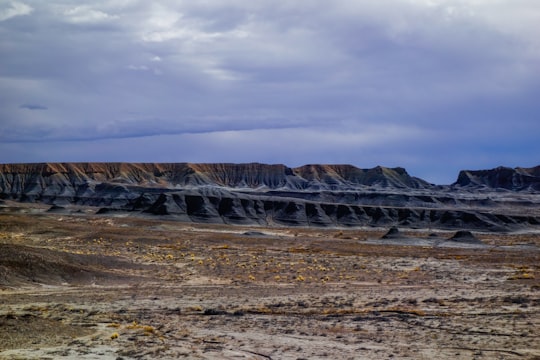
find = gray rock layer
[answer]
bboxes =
[1,163,539,231]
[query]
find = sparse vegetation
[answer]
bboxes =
[507,265,537,280]
[0,208,538,359]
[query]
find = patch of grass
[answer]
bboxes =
[142,325,155,334]
[507,265,536,280]
[187,305,203,312]
[508,273,535,280]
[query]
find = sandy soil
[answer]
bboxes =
[0,203,539,359]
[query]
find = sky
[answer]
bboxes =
[1,0,539,184]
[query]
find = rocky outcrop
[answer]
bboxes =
[448,230,484,245]
[454,166,540,191]
[1,162,539,231]
[381,226,403,239]
[293,164,431,189]
[0,162,430,193]
[127,191,538,231]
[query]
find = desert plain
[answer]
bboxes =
[0,201,538,360]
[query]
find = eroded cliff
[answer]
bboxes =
[1,162,539,231]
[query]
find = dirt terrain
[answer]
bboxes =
[1,202,539,359]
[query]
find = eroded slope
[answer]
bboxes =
[1,162,539,231]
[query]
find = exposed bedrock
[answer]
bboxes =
[0,162,432,193]
[455,166,540,191]
[1,162,539,231]
[115,191,536,231]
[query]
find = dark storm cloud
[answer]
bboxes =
[0,1,539,183]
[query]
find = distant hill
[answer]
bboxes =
[1,162,539,231]
[0,162,431,191]
[454,166,540,191]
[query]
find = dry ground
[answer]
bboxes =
[0,202,539,359]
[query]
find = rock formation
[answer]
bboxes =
[1,162,539,231]
[454,166,540,191]
[448,230,484,245]
[381,227,403,239]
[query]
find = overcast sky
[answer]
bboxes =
[1,0,539,184]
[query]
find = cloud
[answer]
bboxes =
[127,65,149,71]
[0,1,32,22]
[19,103,47,110]
[0,0,538,183]
[62,5,118,24]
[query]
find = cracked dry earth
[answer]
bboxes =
[0,205,539,359]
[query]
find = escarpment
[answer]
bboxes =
[1,162,539,231]
[454,166,540,191]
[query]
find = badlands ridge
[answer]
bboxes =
[1,162,539,231]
